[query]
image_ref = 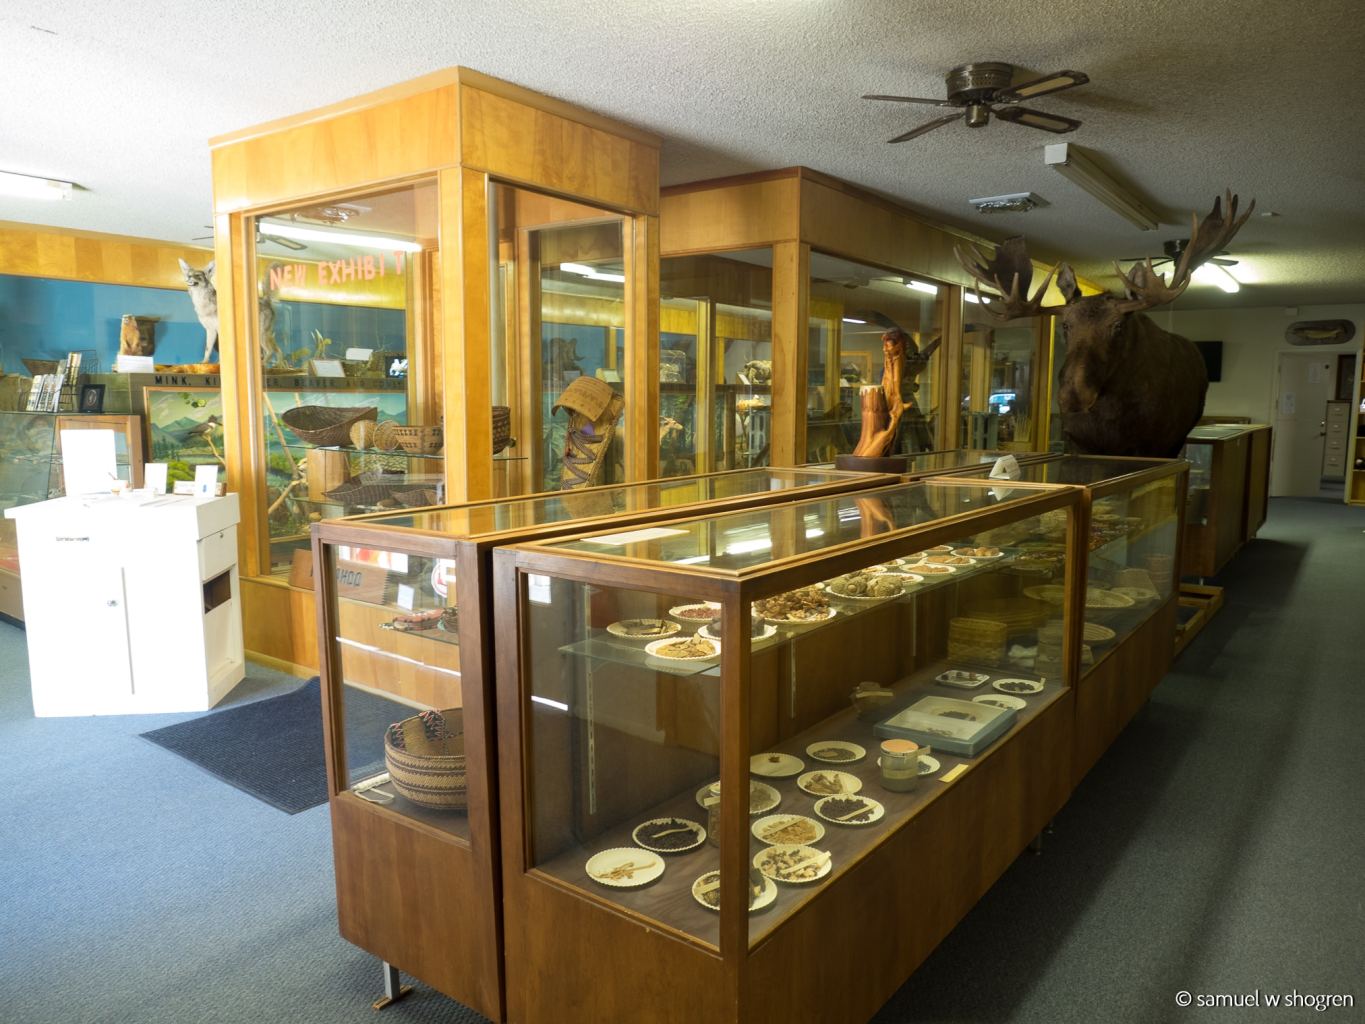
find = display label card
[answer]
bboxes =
[115,354,155,374]
[310,358,346,378]
[60,428,117,495]
[145,463,169,496]
[334,559,387,604]
[194,464,219,497]
[989,454,1022,480]
[939,763,969,784]
[344,347,373,361]
[579,526,688,547]
[396,583,415,611]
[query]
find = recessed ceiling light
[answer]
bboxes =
[0,169,75,201]
[906,280,939,295]
[968,192,1047,213]
[842,317,867,324]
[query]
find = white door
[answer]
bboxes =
[1271,353,1336,496]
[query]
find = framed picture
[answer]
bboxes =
[79,384,106,413]
[840,351,873,386]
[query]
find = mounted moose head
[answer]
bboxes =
[956,191,1254,458]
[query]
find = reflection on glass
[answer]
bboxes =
[961,312,1039,450]
[806,253,943,463]
[490,185,629,496]
[524,577,722,947]
[327,543,466,841]
[660,250,775,474]
[248,180,439,576]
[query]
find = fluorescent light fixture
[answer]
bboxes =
[842,317,867,324]
[0,169,74,200]
[1194,262,1240,293]
[559,262,595,275]
[261,220,423,252]
[964,293,982,304]
[1043,142,1159,231]
[585,271,626,283]
[906,280,939,295]
[804,527,825,539]
[531,695,570,712]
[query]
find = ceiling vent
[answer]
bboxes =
[968,192,1047,214]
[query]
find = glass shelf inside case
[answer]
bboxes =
[509,479,1079,950]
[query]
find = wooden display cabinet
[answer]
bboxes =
[950,455,1189,782]
[1180,424,1270,578]
[208,67,663,673]
[494,477,1086,1024]
[308,466,895,1019]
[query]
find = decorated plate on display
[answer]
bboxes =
[695,780,781,816]
[954,546,1004,559]
[698,621,778,645]
[992,678,1045,696]
[761,606,838,628]
[804,740,866,765]
[1083,622,1118,645]
[691,870,778,913]
[919,553,976,566]
[796,770,862,798]
[821,571,912,601]
[813,795,885,827]
[909,563,957,576]
[644,636,720,663]
[751,813,825,846]
[1023,584,1067,605]
[750,752,804,778]
[631,817,706,854]
[936,669,990,689]
[754,844,833,885]
[754,587,835,628]
[585,847,664,889]
[668,602,722,628]
[606,618,681,642]
[973,694,1027,711]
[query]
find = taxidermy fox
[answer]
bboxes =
[178,259,282,366]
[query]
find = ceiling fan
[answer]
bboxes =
[1121,238,1239,269]
[864,62,1090,143]
[191,225,308,251]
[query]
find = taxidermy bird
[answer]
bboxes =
[178,259,284,366]
[119,315,155,357]
[183,414,222,441]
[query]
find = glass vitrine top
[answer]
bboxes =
[1186,424,1260,441]
[341,468,876,540]
[543,479,1058,574]
[956,456,1176,487]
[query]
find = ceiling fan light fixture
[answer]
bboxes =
[0,169,75,201]
[1044,143,1159,231]
[1194,262,1240,293]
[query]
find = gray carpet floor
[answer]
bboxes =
[0,496,1360,1023]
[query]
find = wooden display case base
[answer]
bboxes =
[1174,584,1224,658]
[1073,598,1177,784]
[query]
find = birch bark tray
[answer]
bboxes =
[585,848,664,889]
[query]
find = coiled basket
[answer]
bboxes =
[383,708,468,811]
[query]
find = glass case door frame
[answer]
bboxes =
[495,478,1087,990]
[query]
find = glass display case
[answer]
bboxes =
[494,478,1084,1024]
[960,311,1047,450]
[806,253,944,463]
[951,455,1188,781]
[308,465,894,1018]
[1180,424,1270,577]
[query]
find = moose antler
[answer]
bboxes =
[954,236,1067,320]
[1114,190,1256,312]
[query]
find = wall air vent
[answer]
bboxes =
[968,192,1047,213]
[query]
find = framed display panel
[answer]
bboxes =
[949,455,1189,781]
[959,310,1050,452]
[0,412,60,620]
[494,477,1086,1024]
[55,414,146,489]
[308,465,895,1019]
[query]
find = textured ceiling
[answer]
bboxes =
[3,0,1364,309]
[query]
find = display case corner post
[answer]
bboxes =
[1061,491,1087,688]
[309,530,346,796]
[771,240,810,466]
[717,587,752,1013]
[626,213,661,482]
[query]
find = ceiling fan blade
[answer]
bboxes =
[887,111,963,143]
[863,94,955,107]
[262,233,308,251]
[1210,256,1239,266]
[996,70,1089,103]
[994,105,1081,134]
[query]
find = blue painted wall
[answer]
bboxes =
[0,274,204,372]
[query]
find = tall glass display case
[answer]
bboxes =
[1180,424,1269,577]
[952,455,1188,780]
[494,478,1084,1024]
[309,465,894,1018]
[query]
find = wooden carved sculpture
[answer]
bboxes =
[851,328,908,457]
[956,191,1254,458]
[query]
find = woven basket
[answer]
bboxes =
[492,406,512,455]
[384,708,468,811]
[390,424,443,455]
[350,420,378,450]
[963,596,1053,635]
[393,487,440,508]
[281,405,378,447]
[373,420,399,451]
[947,617,1007,666]
[323,471,411,507]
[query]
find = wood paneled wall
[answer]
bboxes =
[0,221,211,289]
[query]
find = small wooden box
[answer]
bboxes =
[307,448,350,500]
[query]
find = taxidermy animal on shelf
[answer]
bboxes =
[956,190,1253,458]
[118,315,155,357]
[178,259,284,367]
